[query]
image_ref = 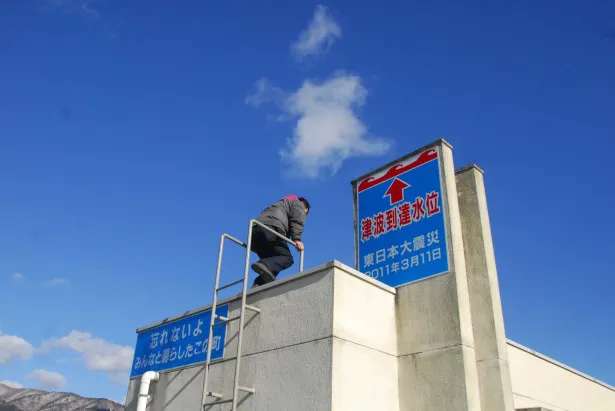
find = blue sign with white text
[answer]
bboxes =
[130,304,228,377]
[354,148,449,287]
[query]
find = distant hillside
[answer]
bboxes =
[0,383,124,411]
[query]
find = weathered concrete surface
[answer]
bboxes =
[125,258,615,411]
[126,338,333,411]
[331,264,398,410]
[456,165,515,411]
[396,141,482,411]
[126,261,399,411]
[398,344,481,411]
[332,338,398,411]
[508,340,615,411]
[396,272,462,355]
[333,268,397,355]
[476,358,514,410]
[441,144,477,353]
[222,268,335,358]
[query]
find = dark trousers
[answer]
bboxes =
[251,225,294,286]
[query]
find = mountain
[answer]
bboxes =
[0,383,124,411]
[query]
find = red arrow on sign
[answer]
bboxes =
[384,178,410,205]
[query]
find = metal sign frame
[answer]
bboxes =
[129,303,229,379]
[351,139,453,287]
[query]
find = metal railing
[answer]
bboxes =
[249,219,305,272]
[202,219,304,411]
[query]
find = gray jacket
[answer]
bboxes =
[256,197,306,241]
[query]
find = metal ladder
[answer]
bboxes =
[201,219,305,411]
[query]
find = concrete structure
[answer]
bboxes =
[456,165,515,411]
[508,340,615,411]
[125,140,615,410]
[124,261,615,411]
[126,262,398,411]
[395,142,482,411]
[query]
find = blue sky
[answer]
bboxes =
[1,0,614,402]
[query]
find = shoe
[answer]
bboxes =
[251,262,275,284]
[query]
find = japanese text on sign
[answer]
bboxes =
[130,304,228,378]
[360,192,441,241]
[353,147,450,288]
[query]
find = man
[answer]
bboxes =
[250,195,310,287]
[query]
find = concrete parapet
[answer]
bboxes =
[125,141,615,411]
[508,340,615,411]
[126,261,398,411]
[124,261,615,410]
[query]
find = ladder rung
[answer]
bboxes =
[204,398,233,405]
[214,314,239,324]
[213,304,260,326]
[216,278,244,291]
[246,304,261,313]
[214,308,259,325]
[204,231,262,408]
[207,354,237,364]
[204,387,254,403]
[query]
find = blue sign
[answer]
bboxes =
[130,304,229,377]
[353,147,449,287]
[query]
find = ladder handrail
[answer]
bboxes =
[250,219,305,272]
[222,233,247,248]
[201,219,306,411]
[200,234,227,410]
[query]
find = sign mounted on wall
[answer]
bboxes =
[351,142,450,288]
[129,304,229,378]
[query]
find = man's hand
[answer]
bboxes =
[294,240,305,252]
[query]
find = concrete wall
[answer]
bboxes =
[508,340,615,411]
[396,141,482,411]
[126,338,333,411]
[125,261,398,411]
[124,143,613,411]
[331,269,398,411]
[456,165,514,411]
[516,408,556,411]
[124,260,615,411]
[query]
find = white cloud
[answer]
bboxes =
[246,73,390,177]
[42,330,133,374]
[0,332,34,364]
[244,78,285,110]
[41,277,70,287]
[12,272,24,282]
[291,5,341,60]
[0,380,24,389]
[27,369,66,390]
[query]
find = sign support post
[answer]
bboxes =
[456,165,515,411]
[352,139,482,411]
